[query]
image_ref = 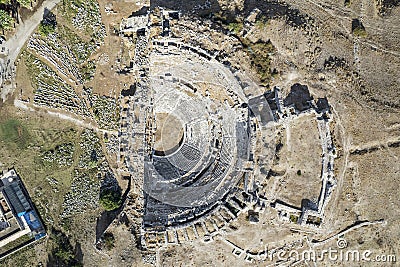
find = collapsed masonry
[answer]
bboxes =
[267,85,336,228]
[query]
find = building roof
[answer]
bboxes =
[3,181,30,215]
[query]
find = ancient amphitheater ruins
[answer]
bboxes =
[118,6,336,250]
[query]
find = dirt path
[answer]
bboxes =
[4,0,61,64]
[14,99,117,135]
[1,0,61,101]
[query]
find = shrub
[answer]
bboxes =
[54,247,74,262]
[0,119,31,148]
[352,19,367,37]
[290,215,299,223]
[17,0,31,8]
[51,230,75,264]
[99,189,122,211]
[103,232,115,250]
[353,27,367,37]
[0,10,14,30]
[245,41,275,85]
[227,22,243,35]
[38,21,56,36]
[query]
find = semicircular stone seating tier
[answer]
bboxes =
[142,46,252,209]
[153,89,210,177]
[152,80,238,186]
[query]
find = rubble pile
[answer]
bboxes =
[91,95,120,130]
[42,143,75,167]
[24,52,91,116]
[27,26,97,84]
[61,170,100,218]
[104,133,119,155]
[70,0,106,42]
[78,129,104,169]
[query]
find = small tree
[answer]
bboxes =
[103,232,115,250]
[99,189,122,211]
[0,10,14,31]
[38,11,57,36]
[352,19,367,37]
[17,0,31,8]
[227,22,243,35]
[52,230,74,264]
[38,21,55,36]
[353,27,367,37]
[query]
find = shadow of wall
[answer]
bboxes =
[150,0,221,16]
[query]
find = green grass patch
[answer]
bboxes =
[244,40,275,86]
[0,109,100,267]
[23,51,54,88]
[0,234,33,255]
[59,0,105,43]
[56,24,96,64]
[0,245,36,267]
[0,119,32,149]
[91,95,120,130]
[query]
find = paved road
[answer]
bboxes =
[0,0,61,101]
